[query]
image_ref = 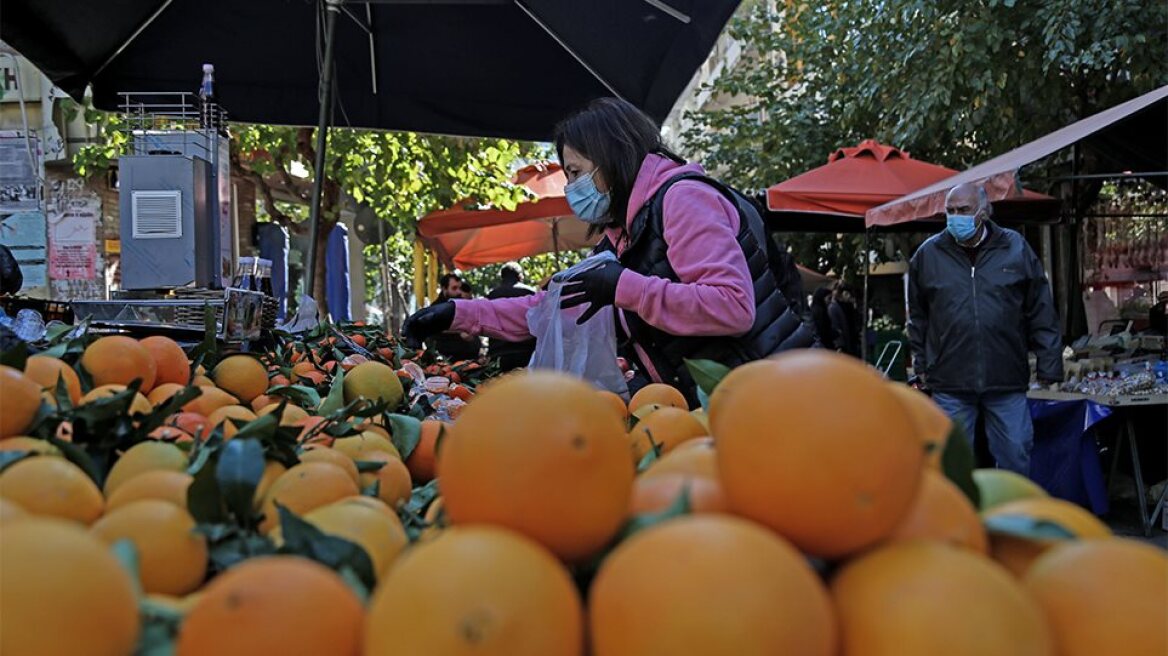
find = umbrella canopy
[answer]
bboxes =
[417,162,594,270]
[765,140,958,232]
[865,86,1168,228]
[2,0,742,141]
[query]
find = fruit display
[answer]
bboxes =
[0,327,1164,655]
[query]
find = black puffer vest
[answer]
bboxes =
[597,173,816,403]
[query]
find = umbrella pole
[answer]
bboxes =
[861,228,871,363]
[303,0,343,299]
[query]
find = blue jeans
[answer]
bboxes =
[932,391,1033,476]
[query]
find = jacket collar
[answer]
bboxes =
[939,220,1007,255]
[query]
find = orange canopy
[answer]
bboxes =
[766,140,959,217]
[417,162,596,270]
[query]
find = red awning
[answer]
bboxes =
[766,140,959,217]
[417,162,596,270]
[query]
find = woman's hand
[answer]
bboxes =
[402,302,455,348]
[560,260,625,324]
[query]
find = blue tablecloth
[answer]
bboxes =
[1028,397,1112,515]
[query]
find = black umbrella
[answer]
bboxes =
[4,0,740,295]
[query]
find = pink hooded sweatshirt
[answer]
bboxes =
[449,154,756,380]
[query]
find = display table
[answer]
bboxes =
[1028,390,1168,535]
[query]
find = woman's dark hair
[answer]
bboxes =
[811,286,832,306]
[553,97,683,230]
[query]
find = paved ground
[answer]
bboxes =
[1105,497,1167,549]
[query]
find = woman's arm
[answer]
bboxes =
[450,293,545,341]
[613,182,755,336]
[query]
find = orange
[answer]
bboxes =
[256,401,310,426]
[169,411,211,439]
[337,494,394,517]
[103,440,188,497]
[0,497,27,523]
[343,360,404,407]
[140,335,191,386]
[0,457,104,524]
[370,453,412,508]
[627,406,706,461]
[253,460,287,508]
[147,425,195,443]
[258,462,359,533]
[0,436,60,455]
[206,404,258,439]
[983,497,1112,577]
[831,541,1052,656]
[0,518,140,656]
[590,515,835,655]
[0,365,43,438]
[291,361,325,385]
[595,389,629,424]
[191,374,216,387]
[182,385,239,417]
[146,382,186,406]
[211,355,269,403]
[23,355,82,405]
[405,419,445,483]
[332,431,400,462]
[106,470,193,511]
[439,372,634,562]
[640,441,718,480]
[176,556,363,656]
[365,526,583,656]
[886,382,951,468]
[628,383,688,414]
[1024,539,1168,656]
[713,352,923,558]
[300,445,360,484]
[286,501,408,577]
[293,415,328,441]
[80,383,154,415]
[887,468,987,553]
[81,335,158,392]
[249,393,275,411]
[629,473,727,515]
[91,499,208,595]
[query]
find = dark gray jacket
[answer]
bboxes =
[908,222,1063,394]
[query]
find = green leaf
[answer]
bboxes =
[983,514,1075,541]
[267,384,322,409]
[187,452,227,524]
[684,359,731,404]
[354,459,387,474]
[46,435,105,487]
[404,479,441,515]
[317,368,345,416]
[135,386,202,437]
[275,505,378,590]
[385,413,421,459]
[940,422,980,507]
[111,539,142,596]
[0,341,29,370]
[230,412,279,442]
[215,438,265,529]
[0,451,35,474]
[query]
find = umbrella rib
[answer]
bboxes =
[92,0,176,78]
[642,0,691,24]
[512,0,624,99]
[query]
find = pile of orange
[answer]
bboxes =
[1,342,1164,656]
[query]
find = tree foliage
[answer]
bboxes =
[684,0,1167,275]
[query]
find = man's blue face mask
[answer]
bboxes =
[946,212,979,242]
[565,170,611,225]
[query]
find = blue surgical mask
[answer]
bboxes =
[946,213,978,242]
[565,170,611,224]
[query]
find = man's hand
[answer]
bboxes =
[559,260,624,324]
[402,302,455,349]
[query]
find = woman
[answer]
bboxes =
[403,98,812,403]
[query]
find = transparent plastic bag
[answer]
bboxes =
[526,252,629,397]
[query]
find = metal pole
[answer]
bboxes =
[303,0,343,299]
[377,218,391,332]
[861,229,871,362]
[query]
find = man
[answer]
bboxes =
[908,183,1063,475]
[1149,290,1167,335]
[486,262,537,370]
[430,272,481,362]
[828,282,861,357]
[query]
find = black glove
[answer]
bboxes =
[402,302,455,349]
[559,260,624,324]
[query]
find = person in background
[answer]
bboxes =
[908,182,1063,476]
[429,272,481,362]
[828,282,861,357]
[0,244,23,296]
[810,286,837,351]
[460,281,476,300]
[1149,290,1167,335]
[402,97,813,404]
[486,262,537,370]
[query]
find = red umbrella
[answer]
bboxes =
[417,162,595,270]
[767,140,959,220]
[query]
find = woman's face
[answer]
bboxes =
[562,145,609,193]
